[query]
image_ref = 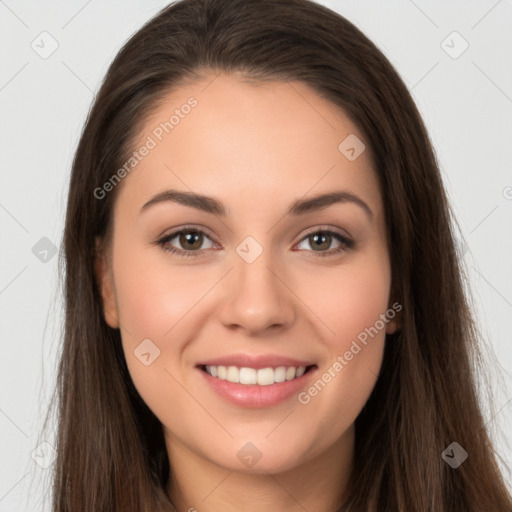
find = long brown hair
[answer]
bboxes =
[48,0,512,510]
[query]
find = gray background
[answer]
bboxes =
[1,0,511,509]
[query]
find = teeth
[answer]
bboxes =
[274,366,286,383]
[285,367,296,380]
[204,365,308,385]
[226,366,239,383]
[257,367,274,386]
[239,367,257,385]
[217,365,227,380]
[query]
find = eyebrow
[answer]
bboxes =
[140,188,373,219]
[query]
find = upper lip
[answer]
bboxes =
[196,354,316,370]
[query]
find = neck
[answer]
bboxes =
[164,426,354,512]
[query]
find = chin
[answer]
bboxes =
[204,435,314,475]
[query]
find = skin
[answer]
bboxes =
[96,72,399,512]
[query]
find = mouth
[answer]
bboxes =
[198,364,317,386]
[195,358,318,408]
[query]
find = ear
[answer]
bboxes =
[386,316,399,335]
[94,237,120,329]
[385,300,402,335]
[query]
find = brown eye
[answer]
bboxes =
[308,232,332,251]
[178,231,204,251]
[296,229,354,257]
[156,227,215,257]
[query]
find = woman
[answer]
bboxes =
[49,0,512,510]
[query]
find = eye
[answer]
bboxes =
[295,228,354,257]
[154,225,354,258]
[155,226,216,258]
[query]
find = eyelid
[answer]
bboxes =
[156,223,216,240]
[299,224,351,240]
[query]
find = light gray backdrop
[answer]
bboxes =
[1,1,511,510]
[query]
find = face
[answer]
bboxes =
[96,72,398,476]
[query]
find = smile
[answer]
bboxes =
[197,362,318,408]
[203,365,312,385]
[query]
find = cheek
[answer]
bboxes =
[110,242,209,392]
[293,255,391,422]
[299,256,391,351]
[113,267,209,432]
[113,245,210,341]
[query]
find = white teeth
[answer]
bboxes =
[204,365,308,385]
[285,367,296,380]
[217,365,227,380]
[239,367,257,385]
[226,366,239,383]
[257,367,275,386]
[274,366,286,383]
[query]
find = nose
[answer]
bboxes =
[217,249,296,336]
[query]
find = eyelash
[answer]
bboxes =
[154,225,354,259]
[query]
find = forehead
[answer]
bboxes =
[115,72,382,219]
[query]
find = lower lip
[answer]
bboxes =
[197,366,317,409]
